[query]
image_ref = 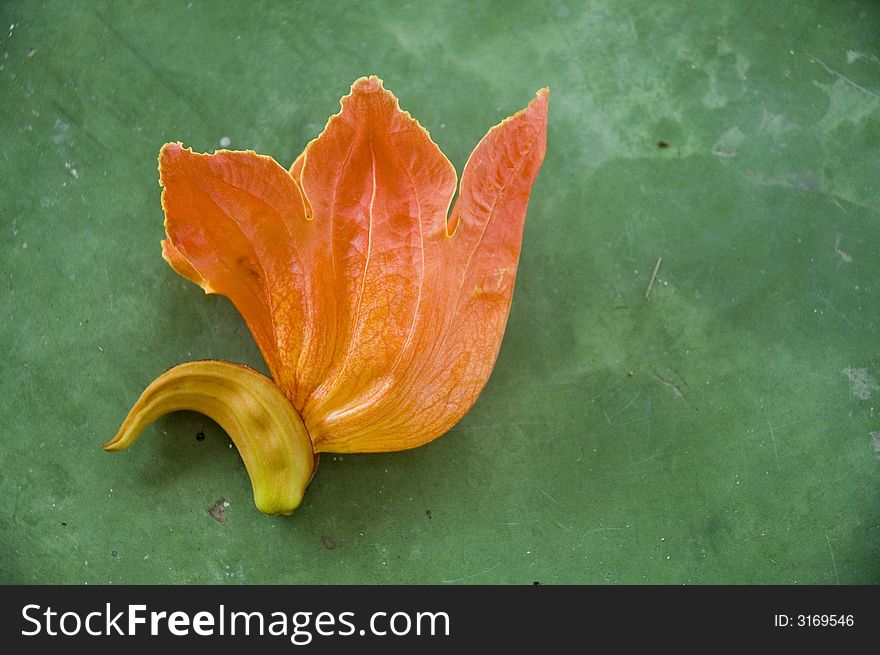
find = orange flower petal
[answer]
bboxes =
[308,85,549,452]
[294,77,458,445]
[159,144,312,401]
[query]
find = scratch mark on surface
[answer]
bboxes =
[870,431,880,458]
[809,54,880,97]
[650,371,684,399]
[608,413,650,429]
[584,381,627,409]
[771,413,824,431]
[766,418,779,462]
[582,527,627,537]
[829,196,848,213]
[537,487,561,506]
[825,535,840,585]
[631,451,661,466]
[441,561,501,584]
[645,257,662,299]
[456,420,553,432]
[555,520,573,532]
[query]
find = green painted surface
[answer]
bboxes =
[1,0,878,584]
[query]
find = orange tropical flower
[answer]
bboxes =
[105,76,548,515]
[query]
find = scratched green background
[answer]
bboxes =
[1,0,878,584]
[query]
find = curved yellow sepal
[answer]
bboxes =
[103,360,316,516]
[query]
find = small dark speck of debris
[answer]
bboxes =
[60,522,67,527]
[426,509,432,519]
[603,570,614,582]
[209,497,230,523]
[321,535,336,550]
[656,140,669,148]
[26,47,36,57]
[532,581,541,586]
[627,370,634,378]
[196,431,206,441]
[111,549,118,558]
